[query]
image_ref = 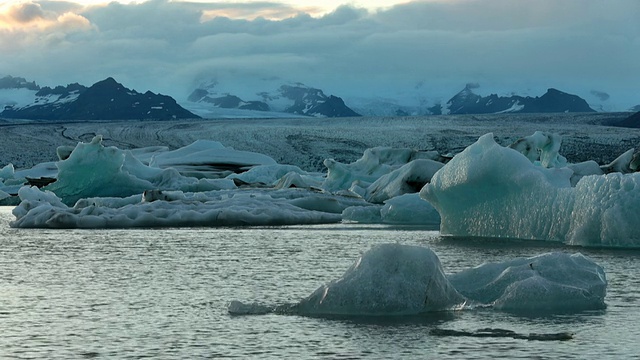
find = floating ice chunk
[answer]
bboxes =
[43,136,237,205]
[342,205,383,224]
[365,159,443,203]
[229,244,608,317]
[128,146,170,165]
[422,132,640,247]
[14,161,59,181]
[567,160,603,186]
[322,147,443,193]
[600,148,636,174]
[227,164,312,186]
[380,193,440,225]
[421,133,574,241]
[509,131,567,168]
[10,187,367,228]
[568,173,640,247]
[11,186,69,226]
[149,139,276,178]
[341,194,440,225]
[448,252,607,312]
[0,163,14,180]
[295,243,466,316]
[274,171,314,189]
[0,189,9,201]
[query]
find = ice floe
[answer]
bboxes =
[229,243,607,316]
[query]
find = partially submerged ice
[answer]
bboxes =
[448,252,607,312]
[421,133,640,247]
[294,244,466,316]
[229,243,607,316]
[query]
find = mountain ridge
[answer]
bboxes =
[1,76,199,120]
[440,84,595,115]
[1,75,608,119]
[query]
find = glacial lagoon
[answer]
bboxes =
[1,207,639,359]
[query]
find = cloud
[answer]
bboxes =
[8,2,45,23]
[0,0,638,110]
[590,90,610,102]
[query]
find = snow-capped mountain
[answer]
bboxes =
[185,81,360,118]
[440,84,595,115]
[1,76,199,120]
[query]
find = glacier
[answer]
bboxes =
[228,243,607,316]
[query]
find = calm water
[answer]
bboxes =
[1,206,639,359]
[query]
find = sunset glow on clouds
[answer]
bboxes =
[0,0,638,110]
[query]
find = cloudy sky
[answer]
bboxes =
[1,0,638,110]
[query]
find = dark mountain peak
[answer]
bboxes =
[445,84,594,114]
[446,85,484,114]
[536,88,594,112]
[278,83,360,117]
[36,83,87,97]
[96,77,119,87]
[279,84,324,102]
[187,89,270,111]
[1,77,199,120]
[86,77,130,95]
[188,88,209,102]
[186,81,359,117]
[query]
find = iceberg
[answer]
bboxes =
[7,129,640,240]
[448,252,607,312]
[44,136,237,205]
[421,133,640,247]
[421,133,574,242]
[148,139,277,179]
[342,193,441,226]
[10,186,369,228]
[321,147,443,193]
[229,243,607,316]
[364,159,443,204]
[293,243,466,316]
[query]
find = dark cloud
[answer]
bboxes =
[591,90,610,101]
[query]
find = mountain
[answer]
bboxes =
[440,85,595,115]
[187,89,270,111]
[1,77,199,120]
[186,82,361,118]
